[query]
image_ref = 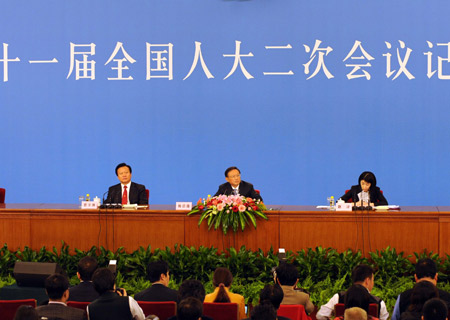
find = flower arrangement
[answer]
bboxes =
[187,194,268,235]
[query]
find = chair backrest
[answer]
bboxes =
[0,188,5,203]
[368,303,379,317]
[0,299,36,320]
[67,300,90,311]
[334,303,379,318]
[146,189,150,202]
[137,301,176,320]
[335,303,346,317]
[278,304,309,320]
[203,302,239,320]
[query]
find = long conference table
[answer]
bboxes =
[1,204,450,256]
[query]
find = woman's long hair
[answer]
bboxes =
[212,267,233,303]
[358,171,377,191]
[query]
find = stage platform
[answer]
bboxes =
[1,204,450,256]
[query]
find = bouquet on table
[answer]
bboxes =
[187,194,268,235]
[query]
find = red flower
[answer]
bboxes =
[252,206,257,211]
[232,206,239,212]
[199,205,204,210]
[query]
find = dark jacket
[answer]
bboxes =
[134,283,178,302]
[340,185,388,206]
[214,181,262,201]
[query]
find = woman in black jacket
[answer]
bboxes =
[340,171,388,207]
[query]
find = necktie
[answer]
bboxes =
[122,186,128,205]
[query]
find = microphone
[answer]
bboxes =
[100,190,122,209]
[352,190,359,211]
[366,192,373,211]
[100,190,109,209]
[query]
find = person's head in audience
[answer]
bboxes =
[275,262,299,287]
[177,297,203,320]
[45,273,70,302]
[259,283,284,311]
[14,305,38,320]
[407,280,439,313]
[250,302,277,320]
[212,267,233,303]
[358,171,377,192]
[344,307,368,320]
[92,267,116,295]
[345,284,372,313]
[422,298,448,320]
[178,279,206,302]
[115,162,132,185]
[225,166,241,188]
[351,264,374,292]
[148,260,171,286]
[415,259,438,285]
[77,256,98,282]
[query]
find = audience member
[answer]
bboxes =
[134,260,178,302]
[392,259,450,320]
[250,302,277,320]
[204,267,246,319]
[343,284,379,320]
[258,284,290,320]
[400,281,438,320]
[422,299,448,320]
[36,273,86,320]
[344,307,368,320]
[274,262,314,314]
[177,297,203,320]
[88,267,145,320]
[316,264,388,320]
[68,256,99,302]
[13,305,38,320]
[168,279,212,320]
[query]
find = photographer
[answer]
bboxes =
[88,268,145,320]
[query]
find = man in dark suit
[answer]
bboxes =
[68,256,99,302]
[214,166,263,201]
[105,163,148,205]
[134,260,178,302]
[36,273,87,320]
[392,259,450,320]
[88,268,144,320]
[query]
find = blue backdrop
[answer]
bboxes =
[1,0,449,205]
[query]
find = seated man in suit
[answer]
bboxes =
[36,273,87,320]
[105,163,148,205]
[68,256,99,302]
[391,258,450,320]
[88,268,145,320]
[275,262,314,315]
[214,166,262,201]
[134,260,178,302]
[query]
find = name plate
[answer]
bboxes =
[176,202,192,210]
[81,201,99,209]
[336,202,352,211]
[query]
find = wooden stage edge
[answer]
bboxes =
[1,204,450,256]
